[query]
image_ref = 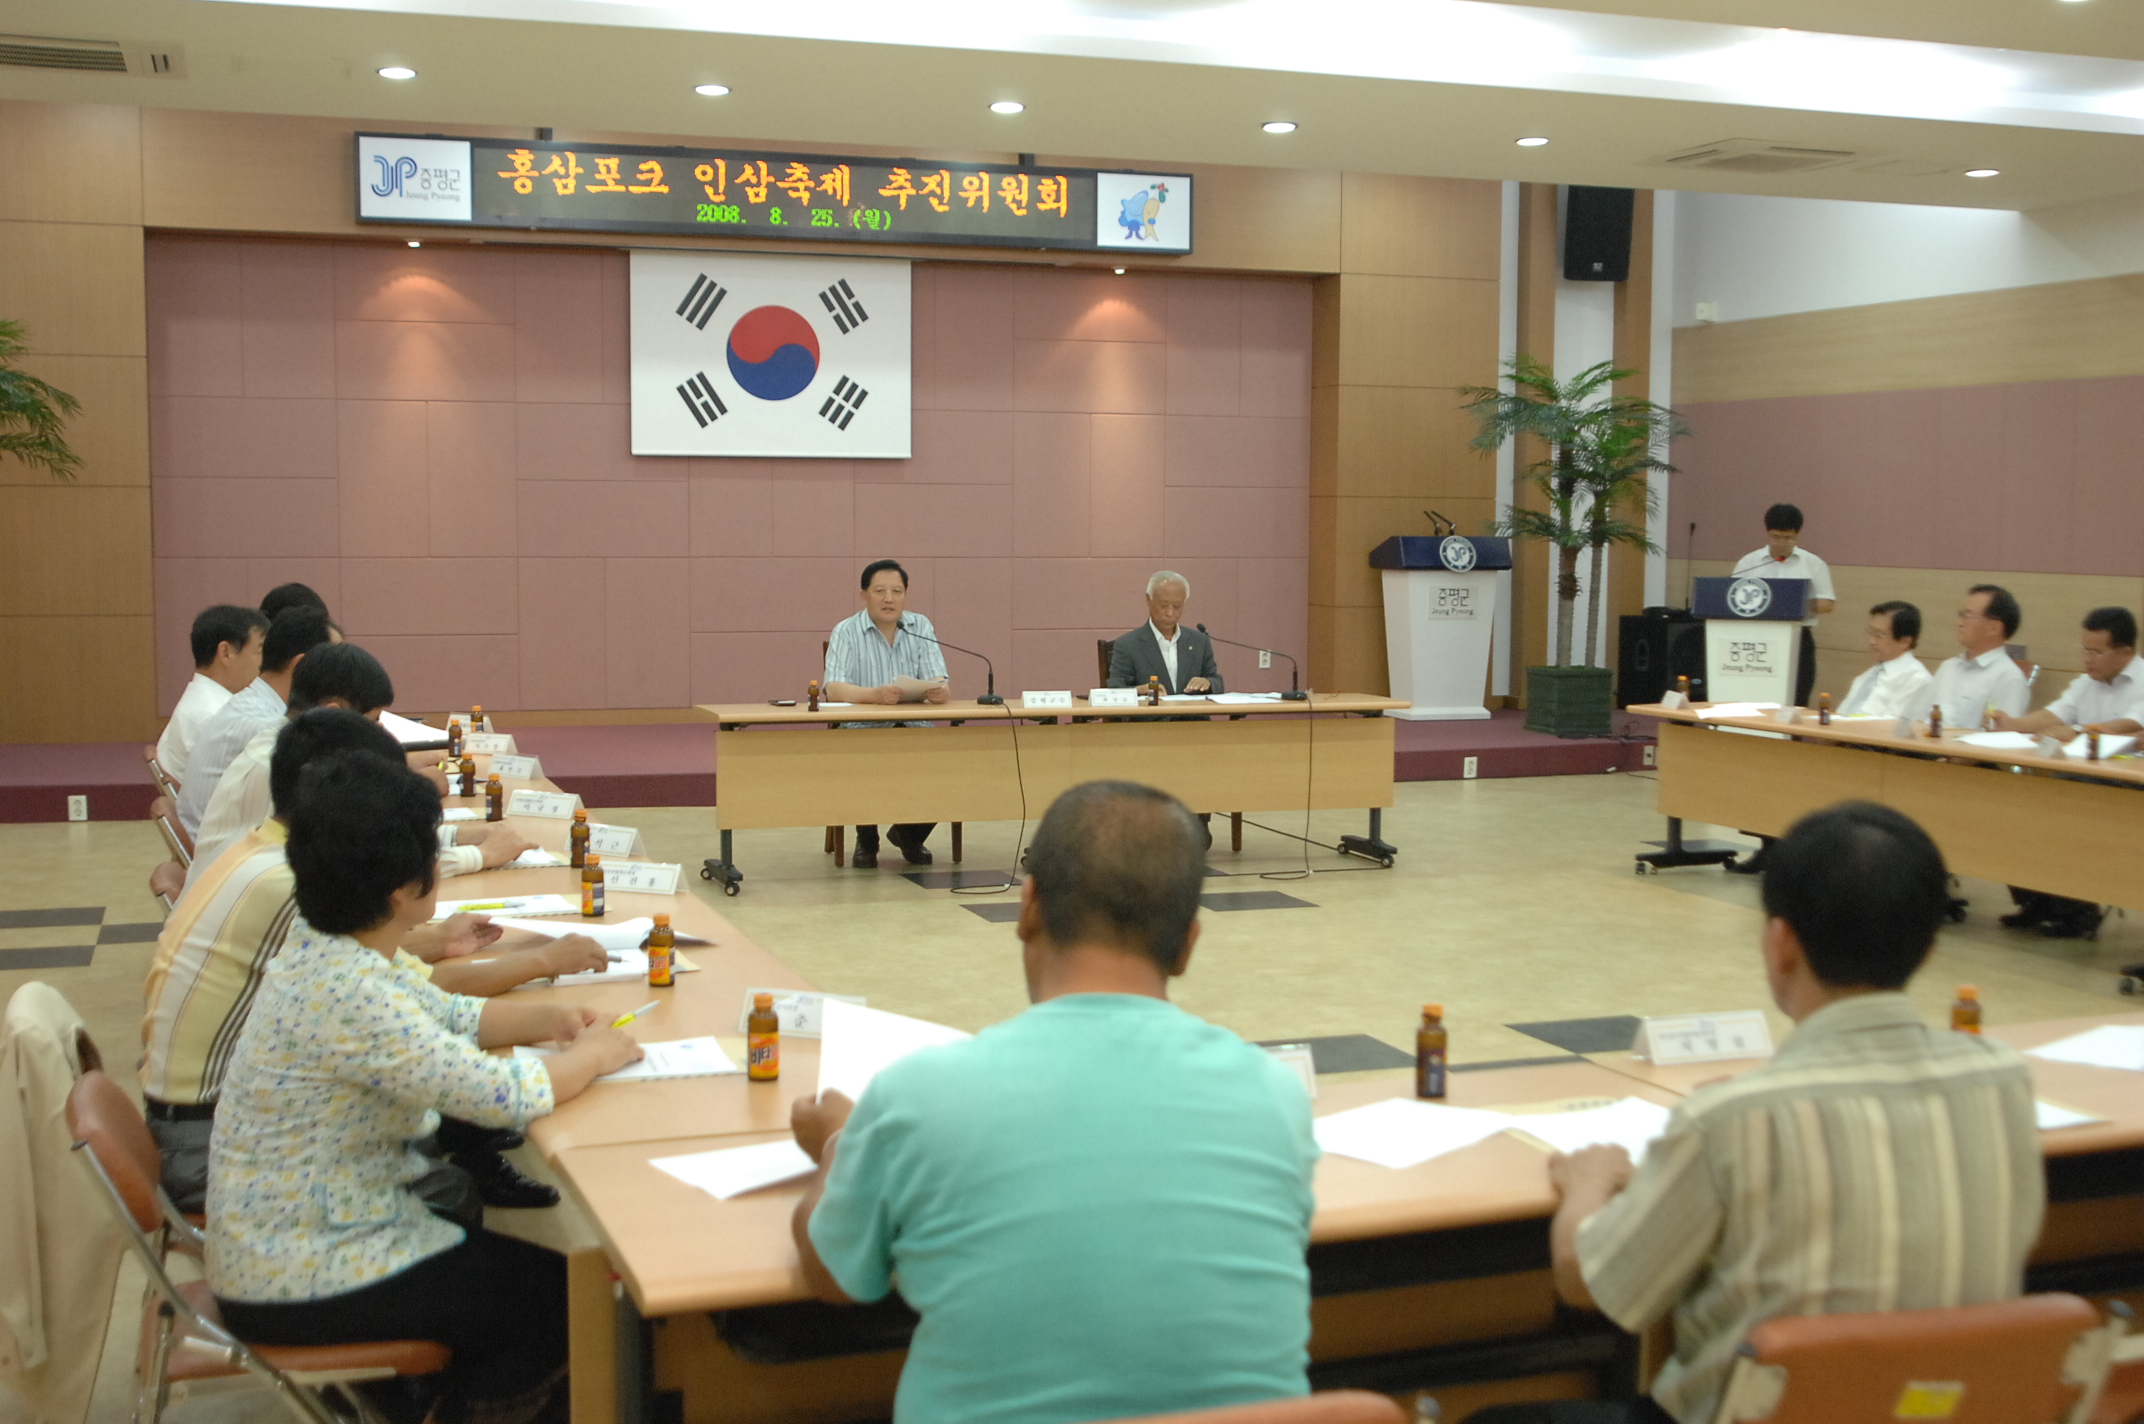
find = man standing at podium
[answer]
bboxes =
[824,559,948,870]
[1107,572,1224,696]
[1730,504,1835,707]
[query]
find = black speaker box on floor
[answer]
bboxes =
[1564,186,1636,282]
[1617,610,1705,707]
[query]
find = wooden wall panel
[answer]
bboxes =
[1608,192,1656,639]
[1317,386,1492,499]
[0,616,157,742]
[1674,272,2144,405]
[1331,275,1500,389]
[0,355,149,487]
[0,224,146,358]
[0,102,141,226]
[0,487,154,617]
[1510,182,1561,684]
[1338,173,1502,280]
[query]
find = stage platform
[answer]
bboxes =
[0,711,1651,822]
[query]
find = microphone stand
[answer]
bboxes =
[1196,624,1309,701]
[899,617,1004,705]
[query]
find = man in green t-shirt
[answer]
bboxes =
[790,780,1318,1424]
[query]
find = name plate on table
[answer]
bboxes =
[507,789,581,819]
[446,714,495,734]
[1020,690,1074,709]
[1658,690,1688,711]
[588,823,646,857]
[736,988,868,1038]
[1089,687,1139,708]
[1634,1010,1774,1065]
[487,753,543,780]
[604,861,682,895]
[463,732,516,755]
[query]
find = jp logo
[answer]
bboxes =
[1727,577,1774,618]
[370,154,419,198]
[1438,535,1478,573]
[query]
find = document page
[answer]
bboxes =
[515,1036,739,1082]
[1312,1098,1514,1170]
[2025,1025,2144,1073]
[652,1139,818,1200]
[1507,1097,1674,1164]
[816,1000,970,1101]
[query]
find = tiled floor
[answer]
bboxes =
[7,771,2138,1422]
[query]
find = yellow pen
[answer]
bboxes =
[611,1000,661,1028]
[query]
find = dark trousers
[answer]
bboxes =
[2010,886,2100,926]
[218,1229,568,1424]
[1466,1400,1676,1424]
[152,1105,497,1220]
[1796,625,1818,707]
[854,823,934,854]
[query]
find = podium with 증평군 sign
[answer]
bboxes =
[1693,575,1809,709]
[1370,535,1513,721]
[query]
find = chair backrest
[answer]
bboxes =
[1096,638,1115,687]
[150,795,193,865]
[1713,1294,2114,1424]
[1101,1393,1405,1424]
[65,1070,166,1234]
[144,744,180,802]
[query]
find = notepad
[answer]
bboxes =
[441,807,481,821]
[2060,733,2137,760]
[1956,731,2040,751]
[434,894,576,919]
[1508,1097,1674,1165]
[2036,1099,2107,1131]
[494,914,654,952]
[504,848,564,869]
[652,1139,817,1200]
[1312,1098,1514,1170]
[377,710,442,745]
[2025,1025,2144,1073]
[816,1000,970,1101]
[514,1036,739,1082]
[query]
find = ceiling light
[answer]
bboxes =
[1262,120,1297,134]
[990,100,1025,114]
[407,240,421,248]
[1114,267,1126,274]
[1965,167,2001,177]
[693,83,730,97]
[377,65,416,80]
[1516,136,1550,147]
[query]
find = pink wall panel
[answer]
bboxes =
[1673,375,2144,579]
[149,237,1312,713]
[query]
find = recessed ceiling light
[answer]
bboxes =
[1965,167,2001,177]
[377,65,416,80]
[1516,136,1549,147]
[1262,120,1298,134]
[1114,267,1126,274]
[990,100,1025,114]
[407,240,421,248]
[693,83,730,97]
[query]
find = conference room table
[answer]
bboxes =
[445,749,2144,1424]
[692,693,1409,893]
[1630,702,2144,910]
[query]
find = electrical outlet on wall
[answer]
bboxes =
[1462,756,1478,780]
[67,795,88,821]
[1643,745,1657,767]
[1258,649,1271,669]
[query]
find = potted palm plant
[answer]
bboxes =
[1461,355,1685,737]
[0,320,82,479]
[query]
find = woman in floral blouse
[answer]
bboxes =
[207,750,642,1424]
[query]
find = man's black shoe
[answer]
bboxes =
[2034,914,2103,941]
[1999,910,2045,930]
[852,850,879,869]
[453,1150,559,1209]
[887,826,933,865]
[1724,851,1767,876]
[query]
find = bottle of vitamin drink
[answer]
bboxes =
[1952,985,1982,1034]
[446,717,463,758]
[581,855,604,918]
[646,913,674,988]
[485,774,504,822]
[459,757,478,799]
[807,680,820,713]
[748,993,780,1080]
[569,809,590,868]
[1817,692,1832,726]
[1416,1005,1448,1099]
[470,704,484,732]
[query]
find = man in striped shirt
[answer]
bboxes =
[824,559,950,869]
[1472,803,2042,1424]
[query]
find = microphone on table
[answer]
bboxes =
[1197,624,1309,701]
[1428,509,1456,536]
[899,616,1005,705]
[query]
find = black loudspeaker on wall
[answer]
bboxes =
[1617,611,1705,707]
[1564,186,1636,283]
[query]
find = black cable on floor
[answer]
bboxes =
[951,703,1029,896]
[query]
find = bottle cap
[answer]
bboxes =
[654,912,670,925]
[1958,984,1979,1000]
[1423,1003,1443,1019]
[586,854,600,866]
[754,992,774,1009]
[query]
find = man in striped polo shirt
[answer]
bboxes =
[824,559,950,869]
[1475,803,2042,1424]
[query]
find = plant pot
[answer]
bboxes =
[1524,665,1614,738]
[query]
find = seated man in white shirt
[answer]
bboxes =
[1986,606,2141,938]
[157,605,268,785]
[823,559,951,869]
[1836,600,1934,721]
[177,605,337,836]
[1729,504,1835,707]
[1927,584,2030,731]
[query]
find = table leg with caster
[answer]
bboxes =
[1338,809,1397,868]
[700,829,744,896]
[1635,817,1743,873]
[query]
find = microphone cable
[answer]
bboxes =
[950,697,1030,897]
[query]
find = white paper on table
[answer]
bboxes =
[1956,731,2040,751]
[505,848,564,869]
[736,989,866,1038]
[2025,1025,2144,1073]
[509,949,649,987]
[493,915,653,953]
[816,701,853,708]
[514,1036,739,1082]
[1208,692,1284,704]
[1511,1097,1674,1165]
[1696,702,1780,721]
[652,1139,818,1200]
[2060,733,2137,760]
[377,709,443,745]
[434,893,576,920]
[442,807,481,822]
[2037,1100,2108,1131]
[816,1000,970,1101]
[1312,1098,1514,1170]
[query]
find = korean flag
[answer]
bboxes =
[629,249,911,459]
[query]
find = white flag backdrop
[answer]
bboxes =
[629,249,911,459]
